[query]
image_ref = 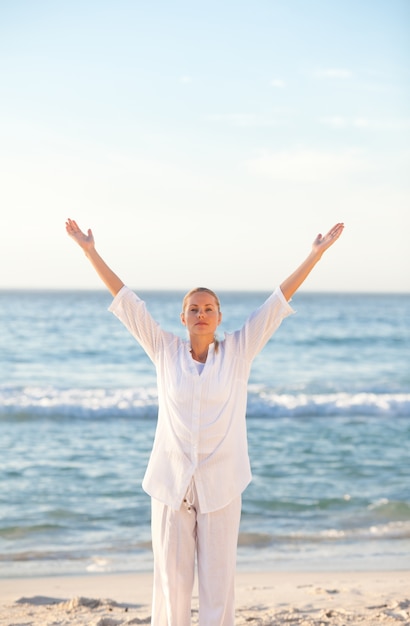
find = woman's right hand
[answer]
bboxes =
[65,218,95,251]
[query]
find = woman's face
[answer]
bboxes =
[181,292,222,339]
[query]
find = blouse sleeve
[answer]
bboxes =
[233,286,295,361]
[108,286,164,363]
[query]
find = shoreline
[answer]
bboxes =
[1,569,409,625]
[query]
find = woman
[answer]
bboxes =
[66,218,344,626]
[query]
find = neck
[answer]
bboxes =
[190,337,214,363]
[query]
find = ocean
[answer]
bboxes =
[1,289,409,578]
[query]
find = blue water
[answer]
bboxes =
[1,290,409,577]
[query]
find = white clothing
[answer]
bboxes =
[151,481,241,626]
[109,286,294,513]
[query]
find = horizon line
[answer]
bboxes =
[1,287,409,296]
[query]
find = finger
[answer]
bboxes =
[331,223,344,238]
[327,223,343,238]
[324,224,344,246]
[66,218,77,230]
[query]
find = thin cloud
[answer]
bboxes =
[271,78,286,88]
[247,147,368,183]
[207,113,283,127]
[320,116,410,131]
[320,116,348,128]
[314,68,352,79]
[353,117,410,131]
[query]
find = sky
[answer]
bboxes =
[0,0,409,292]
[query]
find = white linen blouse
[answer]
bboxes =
[109,286,294,513]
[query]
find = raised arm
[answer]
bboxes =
[65,218,124,297]
[280,223,344,301]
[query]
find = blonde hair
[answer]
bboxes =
[182,287,221,352]
[182,287,221,313]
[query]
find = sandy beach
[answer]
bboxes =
[0,569,409,625]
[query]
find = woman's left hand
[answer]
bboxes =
[312,222,344,256]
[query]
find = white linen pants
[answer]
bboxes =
[150,481,242,626]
